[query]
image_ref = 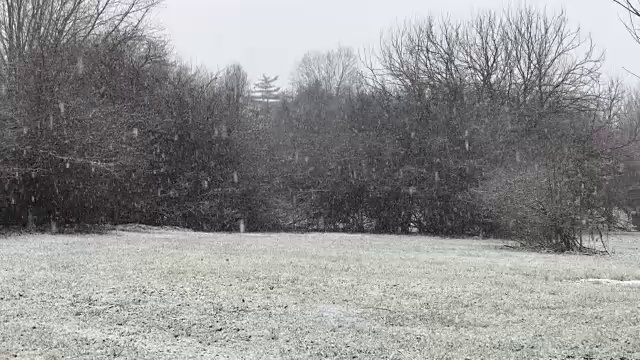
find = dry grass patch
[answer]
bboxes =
[0,231,639,359]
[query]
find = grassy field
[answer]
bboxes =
[0,230,639,360]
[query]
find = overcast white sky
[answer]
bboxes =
[154,0,640,88]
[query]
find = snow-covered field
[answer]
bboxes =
[1,230,639,359]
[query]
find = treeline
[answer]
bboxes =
[0,0,244,231]
[1,1,639,251]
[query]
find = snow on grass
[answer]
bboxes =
[579,279,640,286]
[0,230,639,359]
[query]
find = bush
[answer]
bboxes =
[477,150,615,252]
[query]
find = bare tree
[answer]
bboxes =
[292,46,362,97]
[0,0,164,229]
[0,0,161,155]
[0,0,160,66]
[614,1,640,44]
[610,0,640,162]
[220,63,250,104]
[361,6,627,250]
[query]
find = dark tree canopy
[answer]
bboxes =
[0,2,638,252]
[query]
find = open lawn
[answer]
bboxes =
[0,230,639,359]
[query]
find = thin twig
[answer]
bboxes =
[623,66,640,80]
